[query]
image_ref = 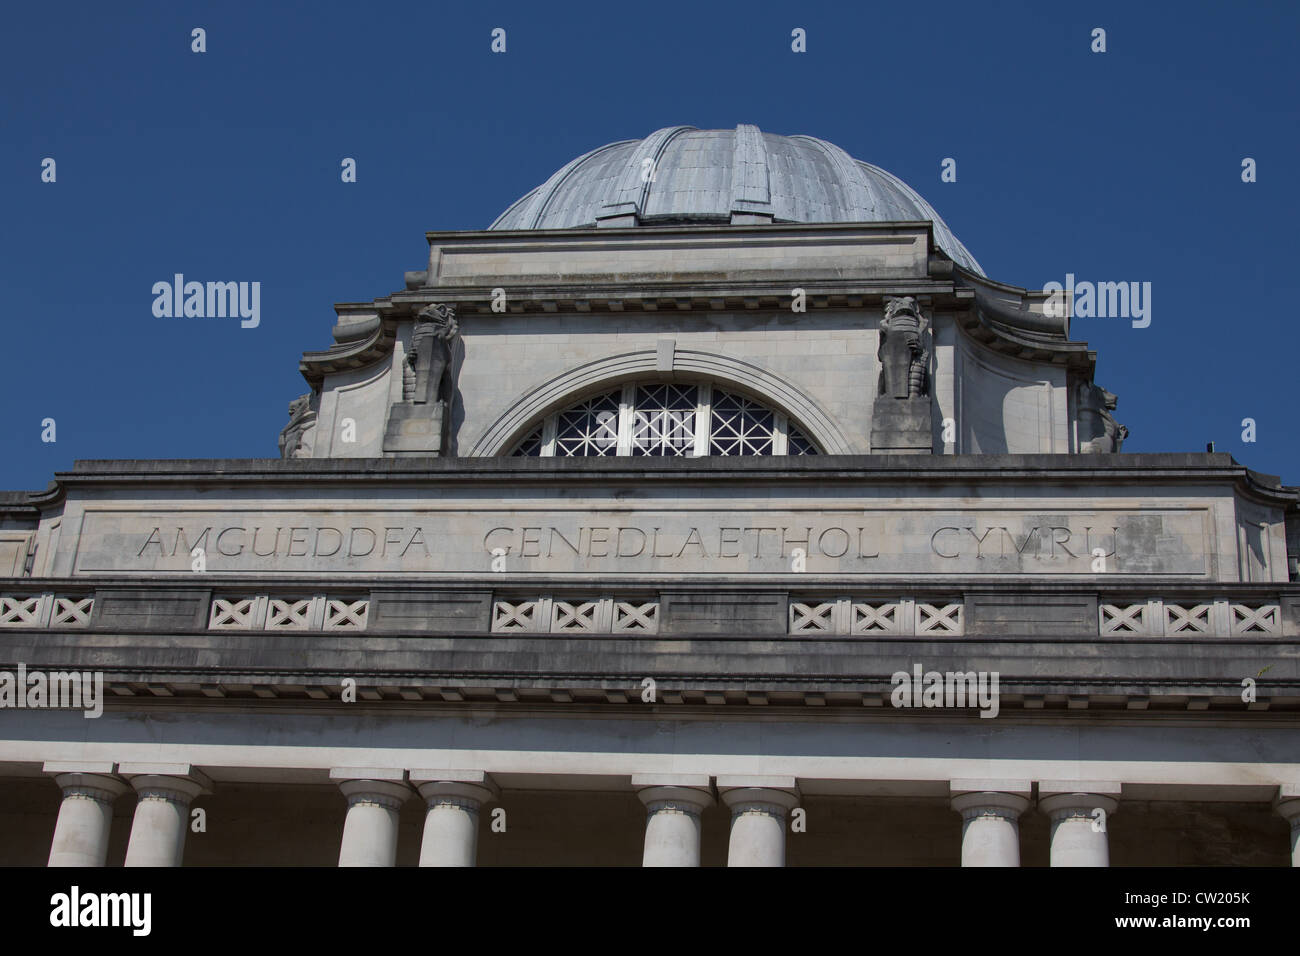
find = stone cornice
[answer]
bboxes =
[24,452,1295,502]
[423,219,940,244]
[6,453,1294,517]
[5,622,1300,712]
[297,311,395,389]
[0,490,43,521]
[953,268,1096,371]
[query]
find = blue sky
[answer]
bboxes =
[2,0,1296,490]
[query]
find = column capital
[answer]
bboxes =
[335,779,413,811]
[1038,782,1121,819]
[45,763,129,801]
[638,787,714,815]
[410,770,499,808]
[718,777,800,818]
[120,765,212,803]
[633,773,714,815]
[51,772,130,803]
[950,784,1031,821]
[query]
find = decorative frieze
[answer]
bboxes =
[3,588,1289,641]
[324,599,370,631]
[492,599,540,632]
[491,596,659,634]
[1230,603,1280,635]
[206,595,368,632]
[0,595,45,628]
[209,597,258,630]
[852,602,902,634]
[0,594,93,629]
[268,598,314,630]
[789,598,964,636]
[51,597,94,627]
[613,600,659,632]
[1099,600,1281,637]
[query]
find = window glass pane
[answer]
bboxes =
[629,383,698,457]
[511,424,544,456]
[553,389,621,457]
[786,426,819,456]
[708,389,775,456]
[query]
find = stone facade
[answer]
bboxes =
[1,127,1298,867]
[288,224,1093,461]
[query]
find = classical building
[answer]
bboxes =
[2,125,1299,867]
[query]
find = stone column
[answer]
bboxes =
[718,776,800,867]
[121,764,211,867]
[1039,782,1121,867]
[633,774,714,867]
[410,770,498,867]
[44,762,129,867]
[332,769,413,867]
[950,780,1031,867]
[1274,785,1300,867]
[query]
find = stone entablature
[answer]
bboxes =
[2,584,1299,716]
[4,454,1293,584]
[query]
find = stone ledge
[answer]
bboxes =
[4,630,1300,704]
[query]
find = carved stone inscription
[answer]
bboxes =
[68,508,1211,577]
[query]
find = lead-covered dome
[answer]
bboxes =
[489,124,983,274]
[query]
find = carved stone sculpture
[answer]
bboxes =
[878,296,930,399]
[383,303,461,457]
[1077,382,1128,453]
[278,394,316,459]
[407,303,460,406]
[401,350,417,402]
[871,296,933,454]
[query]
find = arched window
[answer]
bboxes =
[509,381,820,457]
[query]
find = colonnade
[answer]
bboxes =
[46,763,209,868]
[39,764,1300,867]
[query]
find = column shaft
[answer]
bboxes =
[638,784,712,867]
[47,774,128,867]
[1040,791,1118,867]
[337,779,412,867]
[412,775,498,867]
[123,775,205,867]
[951,789,1030,867]
[721,786,799,867]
